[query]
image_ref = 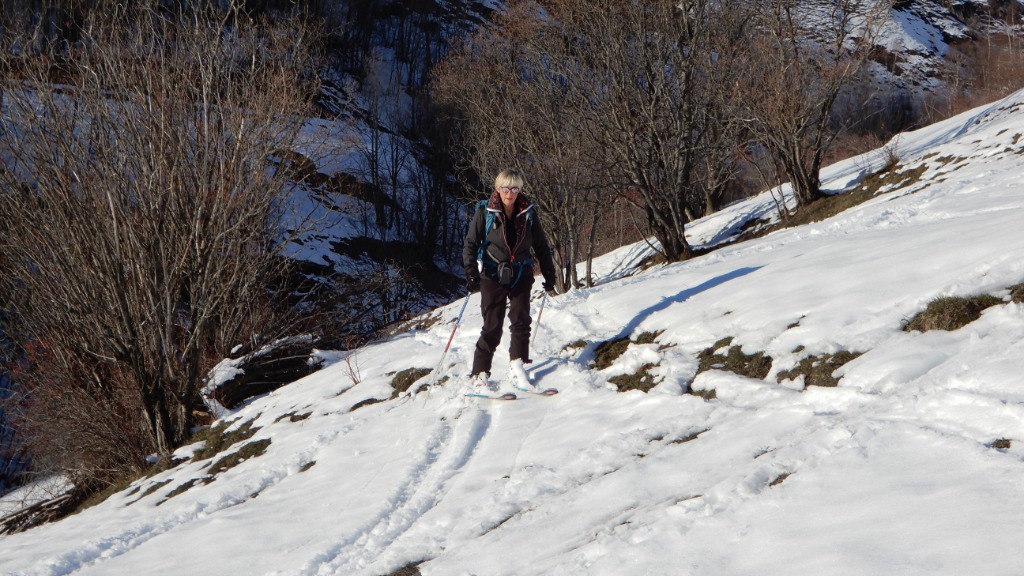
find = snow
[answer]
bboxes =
[6,86,1024,575]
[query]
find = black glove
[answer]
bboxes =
[542,281,557,295]
[466,273,481,293]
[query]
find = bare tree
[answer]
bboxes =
[434,2,640,288]
[542,0,751,262]
[0,1,323,489]
[434,0,754,266]
[739,0,892,206]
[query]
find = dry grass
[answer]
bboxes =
[390,367,433,398]
[191,419,261,462]
[988,438,1012,450]
[207,439,272,476]
[904,294,1002,332]
[593,331,664,370]
[777,351,862,388]
[384,563,424,576]
[1008,283,1024,303]
[608,363,659,393]
[696,337,773,380]
[593,337,632,370]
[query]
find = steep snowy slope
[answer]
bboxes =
[4,90,1024,576]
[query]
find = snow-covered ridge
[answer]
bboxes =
[4,88,1024,575]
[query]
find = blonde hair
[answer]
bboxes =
[494,169,525,190]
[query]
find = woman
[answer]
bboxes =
[462,169,557,392]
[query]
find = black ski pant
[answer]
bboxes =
[472,273,534,375]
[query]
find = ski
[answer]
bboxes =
[465,392,518,401]
[513,385,558,396]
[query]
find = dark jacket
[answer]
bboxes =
[463,191,557,286]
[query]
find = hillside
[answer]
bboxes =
[4,82,1024,575]
[218,0,1023,340]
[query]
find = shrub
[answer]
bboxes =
[0,2,324,495]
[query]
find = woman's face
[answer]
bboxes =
[498,184,520,208]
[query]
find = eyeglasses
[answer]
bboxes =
[498,186,521,194]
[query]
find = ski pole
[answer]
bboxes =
[433,292,472,382]
[531,290,548,347]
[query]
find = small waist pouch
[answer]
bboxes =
[496,262,514,286]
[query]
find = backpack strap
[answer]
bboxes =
[476,199,495,261]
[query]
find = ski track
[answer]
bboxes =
[13,399,412,576]
[298,404,493,576]
[17,426,347,576]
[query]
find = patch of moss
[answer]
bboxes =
[1008,283,1024,303]
[593,337,631,370]
[207,438,272,476]
[385,562,424,576]
[696,337,772,380]
[738,163,929,244]
[161,477,213,502]
[704,336,733,352]
[142,454,190,479]
[934,154,968,166]
[191,418,261,462]
[140,479,173,498]
[350,397,384,412]
[593,332,666,370]
[688,387,717,401]
[670,429,710,444]
[799,164,929,226]
[72,419,259,515]
[560,340,588,356]
[777,351,862,388]
[608,363,659,393]
[391,367,432,398]
[275,411,311,423]
[635,330,663,345]
[904,294,1002,332]
[988,438,1012,450]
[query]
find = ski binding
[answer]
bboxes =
[465,392,518,401]
[513,385,558,396]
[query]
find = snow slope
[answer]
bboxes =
[4,90,1024,575]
